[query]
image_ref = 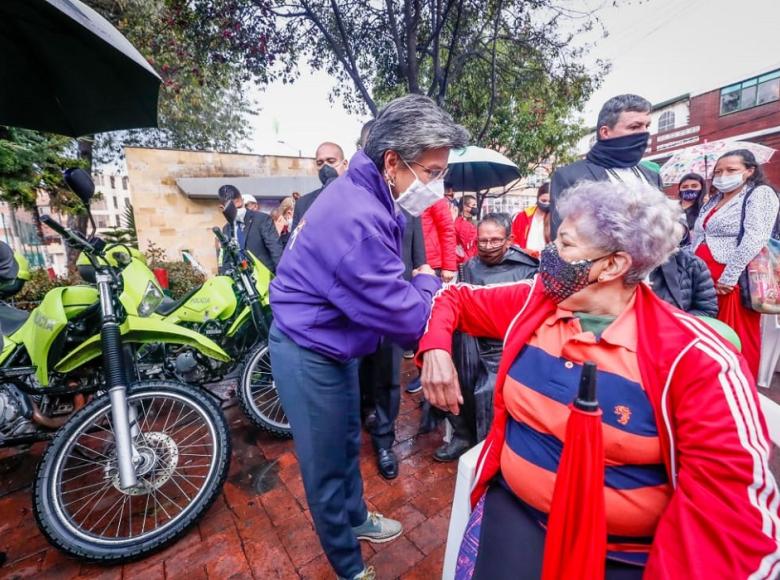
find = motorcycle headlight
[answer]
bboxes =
[138,281,164,317]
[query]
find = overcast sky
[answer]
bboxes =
[245,0,780,160]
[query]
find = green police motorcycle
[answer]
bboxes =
[0,169,230,563]
[134,200,290,437]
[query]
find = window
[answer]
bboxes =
[113,197,118,209]
[110,176,116,189]
[115,215,121,227]
[122,176,129,190]
[124,197,130,208]
[96,216,108,229]
[720,70,780,115]
[658,110,675,133]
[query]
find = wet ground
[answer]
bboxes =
[0,362,454,579]
[1,365,778,579]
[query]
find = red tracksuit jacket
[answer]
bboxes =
[418,277,780,579]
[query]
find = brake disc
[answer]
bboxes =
[107,432,179,495]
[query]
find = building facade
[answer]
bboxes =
[92,172,132,233]
[124,147,318,275]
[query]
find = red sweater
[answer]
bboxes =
[419,278,780,579]
[454,216,477,265]
[421,199,457,271]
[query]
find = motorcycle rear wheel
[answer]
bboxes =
[237,342,292,438]
[33,380,230,563]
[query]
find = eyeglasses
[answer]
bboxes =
[477,237,506,248]
[405,159,449,181]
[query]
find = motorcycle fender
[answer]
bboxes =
[55,316,231,373]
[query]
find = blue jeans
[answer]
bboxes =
[269,323,368,578]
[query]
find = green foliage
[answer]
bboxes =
[12,269,82,311]
[85,0,278,160]
[0,127,85,214]
[103,203,139,247]
[144,241,205,299]
[272,0,608,173]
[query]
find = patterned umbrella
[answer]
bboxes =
[659,140,774,185]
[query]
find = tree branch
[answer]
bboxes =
[299,0,378,114]
[477,0,503,143]
[438,0,463,103]
[385,0,408,83]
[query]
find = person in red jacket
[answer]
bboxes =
[454,194,478,265]
[419,180,779,579]
[422,197,458,282]
[512,182,550,257]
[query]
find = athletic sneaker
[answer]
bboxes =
[405,376,422,394]
[338,566,377,580]
[352,512,403,543]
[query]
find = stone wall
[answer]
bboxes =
[124,147,316,274]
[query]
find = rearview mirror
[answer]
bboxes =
[64,168,95,207]
[222,199,237,225]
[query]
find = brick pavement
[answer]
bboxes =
[1,365,778,579]
[0,362,455,579]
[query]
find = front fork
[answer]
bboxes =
[97,273,139,489]
[239,270,269,336]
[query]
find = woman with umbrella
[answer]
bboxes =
[418,181,779,579]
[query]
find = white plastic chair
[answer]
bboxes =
[758,315,780,389]
[442,441,483,580]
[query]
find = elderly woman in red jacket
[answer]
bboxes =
[419,180,779,579]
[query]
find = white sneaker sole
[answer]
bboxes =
[355,528,403,544]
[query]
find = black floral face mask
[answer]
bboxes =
[539,242,611,303]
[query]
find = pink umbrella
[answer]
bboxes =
[659,140,775,185]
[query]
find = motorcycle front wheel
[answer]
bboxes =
[33,380,230,563]
[237,342,292,438]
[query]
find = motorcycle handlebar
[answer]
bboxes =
[212,227,228,244]
[40,215,96,254]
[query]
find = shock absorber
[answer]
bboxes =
[96,272,138,489]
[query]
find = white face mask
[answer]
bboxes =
[236,206,247,222]
[712,172,745,193]
[392,160,445,217]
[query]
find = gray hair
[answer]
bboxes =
[479,212,512,237]
[596,94,652,133]
[557,181,683,284]
[364,94,470,168]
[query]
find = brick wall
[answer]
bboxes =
[124,147,316,274]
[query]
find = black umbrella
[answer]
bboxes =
[447,146,522,192]
[0,0,161,137]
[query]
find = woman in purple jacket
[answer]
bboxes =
[269,94,469,580]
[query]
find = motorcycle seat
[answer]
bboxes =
[155,286,201,317]
[0,303,29,336]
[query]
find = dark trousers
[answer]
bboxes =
[269,323,368,578]
[359,340,400,451]
[473,484,643,580]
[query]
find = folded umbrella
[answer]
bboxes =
[542,361,607,580]
[0,0,161,137]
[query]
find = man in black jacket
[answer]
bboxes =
[218,184,282,273]
[359,207,426,479]
[549,94,662,238]
[289,142,347,233]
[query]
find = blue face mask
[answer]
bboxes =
[679,189,700,202]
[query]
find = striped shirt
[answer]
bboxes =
[499,299,672,563]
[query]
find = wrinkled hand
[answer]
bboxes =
[716,283,735,295]
[441,269,456,283]
[413,263,436,277]
[421,349,463,415]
